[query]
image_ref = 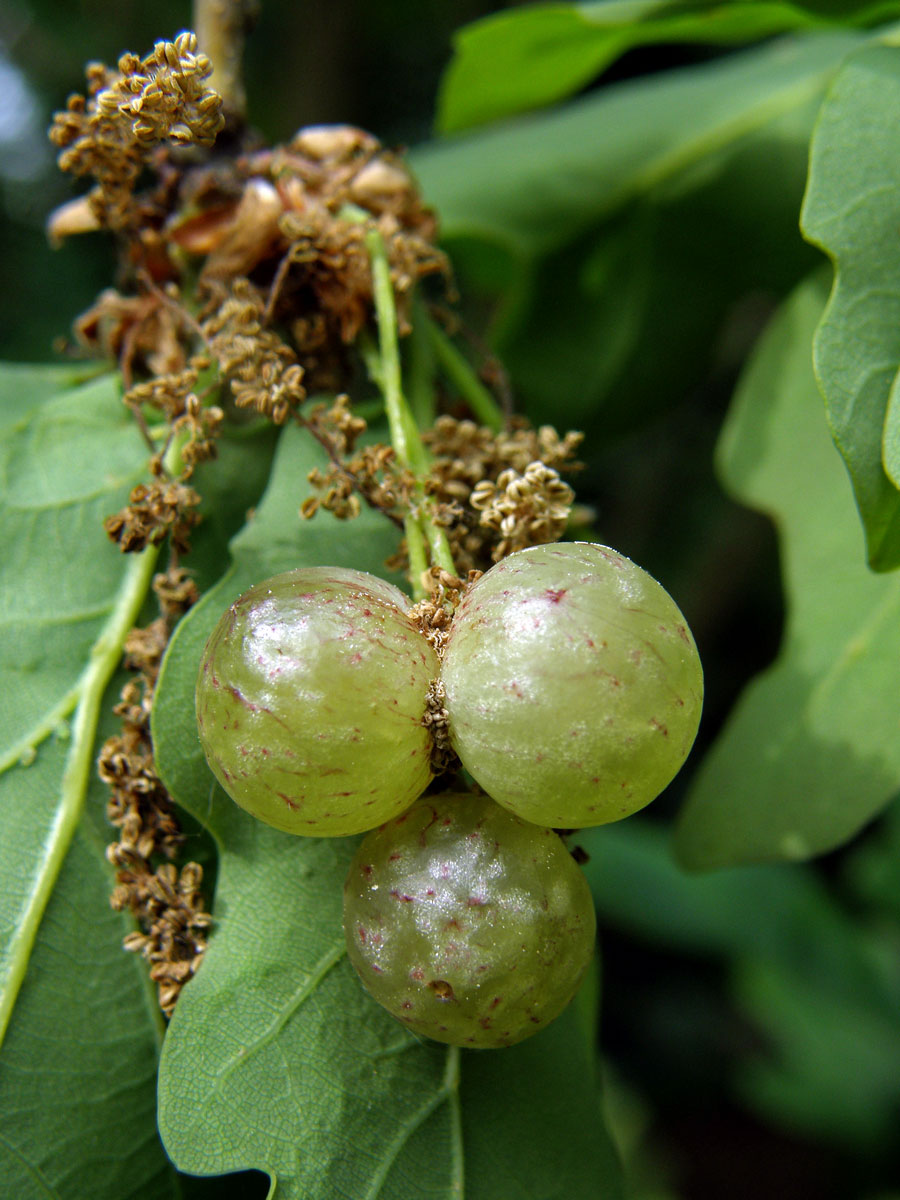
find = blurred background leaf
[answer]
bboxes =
[415,32,858,445]
[676,274,900,867]
[436,0,900,134]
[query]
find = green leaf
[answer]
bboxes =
[497,104,822,433]
[436,1,894,135]
[801,43,900,568]
[0,363,177,1196]
[184,420,280,596]
[0,698,176,1199]
[496,209,655,428]
[0,368,154,1042]
[158,823,619,1200]
[414,31,863,260]
[675,274,900,867]
[582,818,844,961]
[0,360,106,421]
[842,795,900,919]
[154,423,623,1199]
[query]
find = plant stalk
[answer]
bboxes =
[363,225,458,583]
[427,316,503,432]
[194,0,254,120]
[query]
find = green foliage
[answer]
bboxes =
[0,364,173,1197]
[0,711,175,1200]
[436,0,899,134]
[418,32,862,258]
[801,42,900,568]
[414,33,859,432]
[584,817,900,1149]
[677,275,900,867]
[0,368,149,1037]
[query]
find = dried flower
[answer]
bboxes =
[422,678,458,774]
[471,461,576,560]
[102,568,209,1017]
[104,478,201,554]
[420,417,583,570]
[202,278,307,423]
[96,33,224,149]
[49,32,223,230]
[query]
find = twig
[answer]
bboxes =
[193,0,256,121]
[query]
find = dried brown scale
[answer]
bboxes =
[175,126,447,384]
[74,290,188,381]
[103,567,210,1018]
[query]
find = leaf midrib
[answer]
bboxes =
[0,545,158,1047]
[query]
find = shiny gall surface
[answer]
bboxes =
[344,792,596,1047]
[441,543,703,828]
[196,567,440,836]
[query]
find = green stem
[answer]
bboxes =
[363,224,459,580]
[365,227,428,475]
[444,1045,465,1198]
[0,542,160,1045]
[404,515,429,602]
[423,520,459,577]
[427,316,503,433]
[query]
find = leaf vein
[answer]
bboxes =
[212,941,348,1087]
[0,1130,61,1199]
[361,1045,462,1200]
